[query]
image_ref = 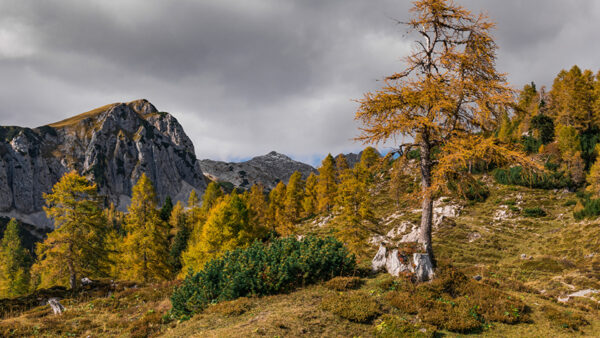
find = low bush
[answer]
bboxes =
[170,236,356,317]
[374,315,436,338]
[573,198,600,220]
[523,207,546,218]
[493,166,573,190]
[541,305,589,331]
[324,276,363,291]
[321,291,381,323]
[383,266,530,333]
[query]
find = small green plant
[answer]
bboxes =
[542,305,589,331]
[321,291,381,323]
[324,276,363,291]
[523,207,546,218]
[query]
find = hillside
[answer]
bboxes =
[200,151,317,190]
[2,171,599,337]
[0,99,206,229]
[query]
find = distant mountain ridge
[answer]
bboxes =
[200,151,317,190]
[0,99,206,230]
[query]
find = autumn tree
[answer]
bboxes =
[0,219,32,297]
[316,154,337,212]
[284,171,305,224]
[335,154,350,173]
[121,174,171,282]
[356,0,534,281]
[200,182,224,216]
[182,194,267,272]
[359,147,381,170]
[268,181,287,232]
[302,172,318,217]
[34,171,110,289]
[550,66,598,132]
[187,190,202,229]
[169,201,189,274]
[245,184,269,229]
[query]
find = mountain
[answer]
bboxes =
[199,151,317,190]
[0,99,206,230]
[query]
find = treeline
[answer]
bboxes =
[0,147,410,297]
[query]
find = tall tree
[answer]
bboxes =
[356,0,534,281]
[121,174,171,282]
[200,182,224,216]
[550,66,598,132]
[316,154,337,213]
[168,201,189,274]
[359,147,381,170]
[245,184,269,230]
[159,196,174,222]
[0,219,32,297]
[182,194,266,272]
[284,171,305,225]
[34,171,109,289]
[302,173,318,217]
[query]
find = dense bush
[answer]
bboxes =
[321,291,381,323]
[573,198,600,220]
[374,315,436,338]
[170,236,356,317]
[520,135,542,154]
[523,207,547,218]
[542,305,589,331]
[493,166,573,190]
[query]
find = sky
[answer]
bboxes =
[1,0,599,166]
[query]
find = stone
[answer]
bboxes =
[81,277,93,286]
[473,275,483,281]
[48,298,65,315]
[372,245,388,273]
[413,253,435,282]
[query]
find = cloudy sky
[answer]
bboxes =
[1,0,599,165]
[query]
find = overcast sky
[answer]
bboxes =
[1,0,599,165]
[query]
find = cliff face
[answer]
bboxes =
[0,99,206,229]
[200,151,317,190]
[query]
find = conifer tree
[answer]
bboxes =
[550,66,598,132]
[359,147,380,170]
[335,154,350,172]
[335,167,376,255]
[33,171,109,289]
[389,157,413,206]
[284,171,304,225]
[356,0,535,280]
[302,173,318,217]
[0,219,32,297]
[316,154,337,213]
[182,194,266,271]
[168,201,189,274]
[159,196,174,222]
[246,184,269,230]
[121,174,171,282]
[200,182,224,216]
[268,181,287,232]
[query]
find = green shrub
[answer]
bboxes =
[324,276,363,291]
[375,315,436,338]
[170,236,356,317]
[493,166,573,190]
[542,305,589,331]
[573,198,600,220]
[321,291,380,323]
[521,135,542,154]
[563,200,577,207]
[523,207,546,218]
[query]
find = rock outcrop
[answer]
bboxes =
[200,151,317,190]
[0,99,206,230]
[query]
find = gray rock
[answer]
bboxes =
[0,99,206,230]
[473,275,483,281]
[48,298,65,315]
[200,151,316,190]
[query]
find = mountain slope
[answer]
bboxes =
[0,99,206,229]
[200,151,317,190]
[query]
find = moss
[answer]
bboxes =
[204,297,253,317]
[374,315,436,338]
[321,291,381,323]
[324,277,363,291]
[542,305,589,331]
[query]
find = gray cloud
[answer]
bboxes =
[1,0,599,165]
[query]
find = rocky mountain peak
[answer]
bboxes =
[0,100,206,230]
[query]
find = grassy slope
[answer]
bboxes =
[2,175,600,337]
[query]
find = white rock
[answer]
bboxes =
[48,298,65,315]
[413,253,435,282]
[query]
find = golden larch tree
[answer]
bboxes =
[356,0,535,281]
[121,173,171,282]
[316,154,337,213]
[34,171,109,289]
[0,219,32,297]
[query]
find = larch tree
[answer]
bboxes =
[356,0,535,281]
[34,171,110,290]
[284,171,305,226]
[302,172,318,217]
[268,181,287,233]
[359,147,381,170]
[0,219,32,297]
[335,154,350,173]
[245,184,269,230]
[121,173,171,282]
[550,66,598,132]
[316,154,337,213]
[200,182,224,216]
[169,201,189,274]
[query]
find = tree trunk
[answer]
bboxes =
[415,135,436,282]
[68,243,77,290]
